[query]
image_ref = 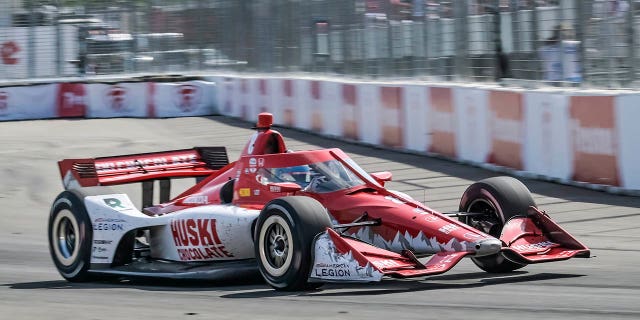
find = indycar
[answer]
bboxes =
[49,113,590,290]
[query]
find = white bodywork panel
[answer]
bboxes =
[84,194,259,264]
[310,232,383,282]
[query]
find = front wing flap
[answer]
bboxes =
[499,207,590,264]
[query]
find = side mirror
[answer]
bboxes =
[267,182,302,194]
[370,171,392,186]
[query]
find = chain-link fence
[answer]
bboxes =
[1,0,639,88]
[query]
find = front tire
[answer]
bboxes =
[254,196,332,291]
[48,190,93,282]
[459,176,536,273]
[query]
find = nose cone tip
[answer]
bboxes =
[473,238,503,257]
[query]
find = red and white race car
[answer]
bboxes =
[49,113,590,290]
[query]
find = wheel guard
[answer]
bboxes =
[309,228,470,282]
[499,207,590,264]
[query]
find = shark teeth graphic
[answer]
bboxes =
[311,232,383,282]
[349,227,470,254]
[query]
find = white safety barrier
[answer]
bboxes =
[211,76,640,193]
[0,79,216,120]
[1,75,637,193]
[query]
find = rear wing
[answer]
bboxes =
[59,147,229,189]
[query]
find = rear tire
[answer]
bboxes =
[48,190,93,282]
[459,176,536,273]
[254,196,332,291]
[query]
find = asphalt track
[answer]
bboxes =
[1,116,639,320]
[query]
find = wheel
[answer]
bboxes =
[254,196,332,291]
[458,176,536,273]
[48,190,93,282]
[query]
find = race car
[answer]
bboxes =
[49,113,590,290]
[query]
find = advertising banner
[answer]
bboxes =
[569,95,619,186]
[453,87,490,163]
[379,86,404,148]
[153,80,216,118]
[488,90,524,170]
[56,82,87,118]
[615,94,640,189]
[342,83,359,141]
[428,87,456,157]
[86,82,148,118]
[523,92,572,180]
[402,84,429,153]
[0,84,57,120]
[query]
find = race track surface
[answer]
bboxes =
[1,116,639,320]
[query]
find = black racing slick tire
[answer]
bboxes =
[48,190,93,282]
[254,196,332,291]
[458,176,537,273]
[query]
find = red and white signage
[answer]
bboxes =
[310,80,324,132]
[56,83,86,118]
[0,84,58,120]
[453,87,489,163]
[380,86,404,148]
[402,85,428,152]
[281,79,295,127]
[428,87,456,157]
[569,95,619,186]
[153,80,215,117]
[342,83,359,140]
[86,83,148,118]
[488,90,524,170]
[523,92,571,180]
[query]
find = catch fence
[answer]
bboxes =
[1,0,638,88]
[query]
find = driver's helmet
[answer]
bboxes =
[273,165,312,187]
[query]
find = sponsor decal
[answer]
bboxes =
[438,224,459,235]
[170,218,233,260]
[384,196,404,204]
[371,259,401,269]
[92,255,109,260]
[413,207,427,215]
[269,185,281,193]
[511,241,557,252]
[103,198,126,209]
[183,195,209,204]
[258,158,265,167]
[1,41,19,65]
[94,218,126,223]
[249,158,257,167]
[311,232,383,281]
[313,263,352,277]
[93,223,124,231]
[93,246,107,253]
[174,84,202,112]
[95,154,197,172]
[104,85,129,111]
[253,189,260,196]
[424,215,439,222]
[238,188,251,197]
[463,232,482,240]
[93,240,113,245]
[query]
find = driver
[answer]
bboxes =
[273,165,313,188]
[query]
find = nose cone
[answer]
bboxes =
[473,238,503,257]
